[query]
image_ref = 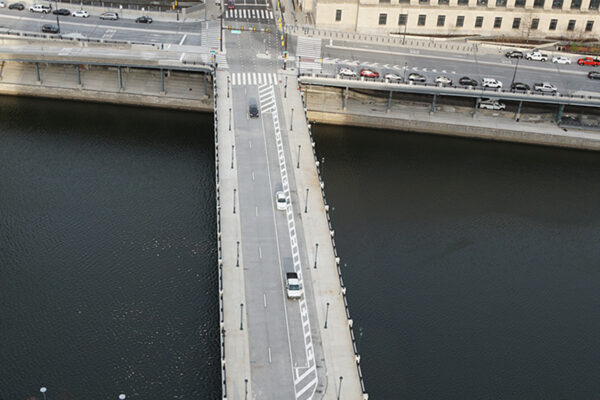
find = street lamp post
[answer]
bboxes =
[297,145,301,169]
[236,240,240,267]
[290,107,294,131]
[510,56,520,89]
[233,188,237,214]
[54,0,61,32]
[229,107,232,131]
[284,76,288,98]
[324,302,330,328]
[119,395,126,400]
[313,243,319,269]
[245,378,249,400]
[304,187,309,213]
[231,144,234,169]
[240,303,244,330]
[337,376,343,400]
[40,387,47,400]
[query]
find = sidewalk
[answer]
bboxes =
[278,71,368,399]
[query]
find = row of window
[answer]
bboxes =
[373,12,595,31]
[376,0,600,9]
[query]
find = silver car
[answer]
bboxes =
[99,11,118,20]
[434,76,452,86]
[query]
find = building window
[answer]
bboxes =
[586,20,594,31]
[457,0,469,5]
[531,18,539,29]
[514,0,526,6]
[494,17,502,28]
[567,19,576,30]
[419,0,430,4]
[496,0,507,5]
[437,15,446,26]
[512,17,521,28]
[379,0,391,3]
[571,0,581,8]
[475,16,484,27]
[398,0,410,3]
[335,9,342,21]
[590,0,600,8]
[456,15,465,26]
[533,0,544,7]
[552,0,563,7]
[418,14,426,25]
[438,0,450,4]
[379,13,387,25]
[398,14,408,25]
[477,0,488,5]
[549,19,557,30]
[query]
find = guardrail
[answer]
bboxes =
[299,73,600,108]
[0,29,161,47]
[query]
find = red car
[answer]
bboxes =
[577,57,600,66]
[360,69,380,78]
[227,0,234,9]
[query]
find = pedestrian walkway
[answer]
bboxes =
[201,20,221,50]
[230,72,279,85]
[225,8,274,21]
[296,36,322,72]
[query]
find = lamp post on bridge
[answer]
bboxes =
[40,387,47,400]
[233,188,237,214]
[229,107,232,131]
[119,395,126,400]
[304,187,309,213]
[240,303,244,330]
[236,240,240,267]
[245,378,248,400]
[231,144,234,169]
[297,145,301,169]
[290,107,294,131]
[324,302,330,329]
[337,376,343,400]
[313,243,318,269]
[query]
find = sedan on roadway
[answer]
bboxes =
[511,82,530,91]
[408,73,426,82]
[482,78,503,88]
[8,2,24,9]
[360,69,379,78]
[578,57,600,66]
[588,71,600,80]
[552,56,571,64]
[0,2,5,7]
[479,99,506,111]
[135,16,153,23]
[99,12,118,20]
[339,67,356,77]
[384,73,403,82]
[41,24,59,33]
[505,50,524,58]
[459,77,478,87]
[276,192,286,211]
[52,8,70,15]
[72,9,89,17]
[434,76,452,86]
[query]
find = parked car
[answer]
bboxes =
[360,69,379,78]
[459,76,478,87]
[52,8,70,15]
[135,16,153,23]
[552,56,571,64]
[276,191,286,211]
[286,272,302,299]
[41,23,59,33]
[384,73,403,82]
[29,3,51,13]
[408,73,426,82]
[99,11,119,20]
[339,67,356,77]
[482,78,503,88]
[525,51,549,61]
[479,99,506,110]
[0,2,6,7]
[505,50,524,58]
[533,82,558,93]
[511,82,530,91]
[588,71,600,80]
[577,57,600,66]
[71,9,89,17]
[8,2,24,9]
[434,76,452,86]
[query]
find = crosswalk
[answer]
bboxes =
[230,72,279,86]
[321,58,457,74]
[258,83,276,113]
[201,20,221,50]
[296,36,322,72]
[225,9,273,20]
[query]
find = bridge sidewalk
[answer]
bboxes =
[277,73,367,400]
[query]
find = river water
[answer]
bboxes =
[1,96,599,399]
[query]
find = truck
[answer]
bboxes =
[526,51,549,62]
[286,272,302,299]
[533,82,558,93]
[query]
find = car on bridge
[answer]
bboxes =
[533,82,558,93]
[505,50,524,59]
[8,2,23,9]
[360,69,379,78]
[72,9,89,17]
[52,8,70,15]
[578,57,600,66]
[99,11,118,20]
[408,73,426,83]
[552,56,571,64]
[339,68,356,77]
[479,99,506,110]
[434,76,452,86]
[482,78,503,89]
[511,82,530,91]
[384,73,403,82]
[41,24,59,33]
[525,51,549,61]
[135,16,153,23]
[29,3,51,13]
[276,192,286,210]
[588,71,600,80]
[0,1,5,7]
[459,76,478,87]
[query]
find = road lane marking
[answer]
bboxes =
[179,34,187,45]
[264,293,267,308]
[252,171,255,181]
[268,346,272,363]
[256,206,258,216]
[258,247,262,259]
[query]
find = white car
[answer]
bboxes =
[384,73,402,82]
[276,191,286,210]
[479,99,506,110]
[533,82,558,93]
[482,78,503,88]
[72,9,89,17]
[99,11,118,20]
[0,2,6,8]
[552,56,571,64]
[434,76,452,86]
[526,51,549,61]
[29,3,51,13]
[339,67,356,77]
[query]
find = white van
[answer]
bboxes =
[482,78,503,89]
[29,4,51,13]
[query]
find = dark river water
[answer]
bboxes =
[1,96,599,399]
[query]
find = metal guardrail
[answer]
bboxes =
[0,29,161,47]
[299,73,600,108]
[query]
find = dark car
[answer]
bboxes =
[52,8,70,15]
[8,2,24,9]
[227,0,235,9]
[459,77,478,87]
[41,24,59,33]
[248,97,259,118]
[135,16,153,23]
[505,50,524,58]
[588,71,600,80]
[511,82,530,91]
